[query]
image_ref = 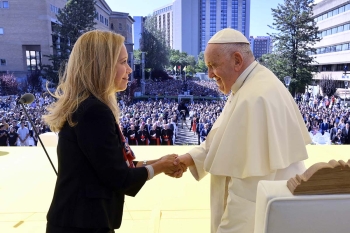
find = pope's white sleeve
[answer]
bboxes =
[187,140,208,181]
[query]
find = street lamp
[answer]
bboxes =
[284,76,291,90]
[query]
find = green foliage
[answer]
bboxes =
[141,15,170,71]
[133,49,142,63]
[169,50,190,67]
[195,52,208,73]
[43,0,96,84]
[259,53,289,81]
[268,0,320,93]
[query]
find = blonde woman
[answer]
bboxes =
[43,30,183,233]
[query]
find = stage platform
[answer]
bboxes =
[0,145,349,233]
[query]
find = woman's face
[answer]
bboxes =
[114,45,132,92]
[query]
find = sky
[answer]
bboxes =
[105,0,323,36]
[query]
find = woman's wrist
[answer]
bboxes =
[145,165,154,180]
[136,158,161,168]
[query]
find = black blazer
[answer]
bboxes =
[341,127,350,144]
[47,96,148,229]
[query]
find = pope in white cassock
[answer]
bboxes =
[174,28,312,233]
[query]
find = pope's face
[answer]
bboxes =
[204,44,238,94]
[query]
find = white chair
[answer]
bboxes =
[316,135,327,145]
[254,160,350,233]
[38,132,58,147]
[314,132,322,138]
[254,181,350,233]
[323,131,330,139]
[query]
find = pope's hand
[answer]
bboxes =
[164,155,188,178]
[160,154,181,174]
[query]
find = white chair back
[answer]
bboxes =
[254,180,350,233]
[316,135,327,145]
[255,160,350,233]
[323,131,330,138]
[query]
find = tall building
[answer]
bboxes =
[133,16,147,50]
[249,36,271,60]
[0,0,133,78]
[313,0,350,84]
[172,0,200,56]
[198,0,251,52]
[169,0,250,57]
[153,4,174,48]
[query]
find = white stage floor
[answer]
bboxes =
[0,145,349,233]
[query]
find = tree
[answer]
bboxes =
[141,15,170,71]
[185,55,197,76]
[169,49,197,76]
[259,52,290,82]
[195,52,208,73]
[319,74,338,97]
[269,0,320,94]
[26,69,43,93]
[133,49,142,63]
[169,50,190,68]
[43,0,96,84]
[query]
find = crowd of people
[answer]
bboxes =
[0,89,348,147]
[118,98,225,145]
[137,79,222,97]
[0,93,54,146]
[297,93,349,144]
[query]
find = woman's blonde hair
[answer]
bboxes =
[43,30,125,132]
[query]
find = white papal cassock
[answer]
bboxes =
[188,61,312,233]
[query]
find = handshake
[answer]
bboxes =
[154,154,190,178]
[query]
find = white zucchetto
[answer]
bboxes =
[208,28,250,44]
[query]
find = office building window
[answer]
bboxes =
[26,50,41,71]
[316,42,350,54]
[221,0,228,29]
[315,3,350,22]
[0,28,3,34]
[50,4,59,14]
[2,1,9,8]
[210,0,217,37]
[319,22,350,37]
[0,59,6,66]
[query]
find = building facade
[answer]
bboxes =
[0,0,133,78]
[172,0,200,56]
[133,16,147,50]
[0,0,67,77]
[165,0,250,57]
[110,11,134,52]
[313,0,350,84]
[198,0,251,52]
[249,36,271,60]
[95,0,112,31]
[153,4,173,49]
